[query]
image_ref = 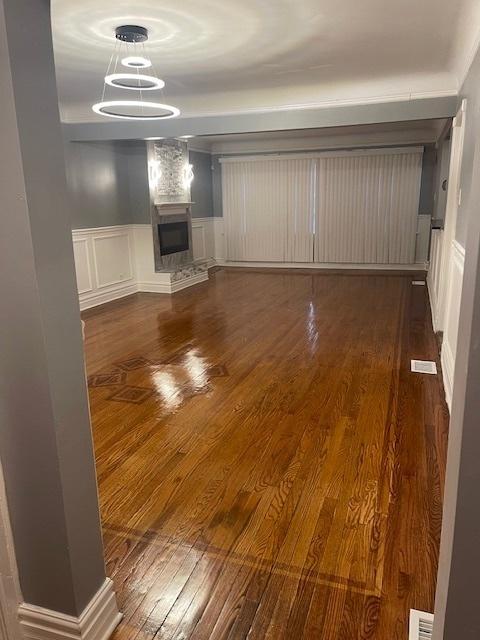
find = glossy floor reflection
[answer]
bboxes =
[83,268,448,640]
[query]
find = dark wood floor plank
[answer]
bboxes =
[83,268,448,640]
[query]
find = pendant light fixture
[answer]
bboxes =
[92,25,180,121]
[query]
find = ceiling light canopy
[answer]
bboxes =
[92,25,180,121]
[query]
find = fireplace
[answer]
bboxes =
[158,221,189,256]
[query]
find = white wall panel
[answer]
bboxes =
[72,226,137,310]
[192,218,215,262]
[72,222,216,309]
[72,238,92,294]
[427,229,444,332]
[93,233,132,288]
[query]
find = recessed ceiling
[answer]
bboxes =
[51,0,479,123]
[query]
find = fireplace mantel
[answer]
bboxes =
[154,202,194,209]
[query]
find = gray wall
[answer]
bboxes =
[454,48,480,247]
[419,145,436,215]
[65,140,149,228]
[433,42,480,640]
[190,150,214,218]
[433,133,452,225]
[65,142,213,227]
[0,0,106,616]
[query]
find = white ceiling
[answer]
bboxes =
[51,0,480,123]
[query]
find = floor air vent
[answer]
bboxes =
[409,609,434,639]
[411,360,437,375]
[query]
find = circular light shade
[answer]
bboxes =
[92,100,180,120]
[121,56,152,69]
[105,73,165,91]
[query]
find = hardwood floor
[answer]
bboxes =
[83,268,448,640]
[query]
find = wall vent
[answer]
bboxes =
[409,609,434,639]
[412,280,426,286]
[411,360,437,375]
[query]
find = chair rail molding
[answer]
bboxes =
[18,579,121,640]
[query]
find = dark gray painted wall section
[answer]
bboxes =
[66,142,213,228]
[65,141,130,228]
[419,145,436,215]
[65,140,150,228]
[125,141,150,223]
[190,150,214,218]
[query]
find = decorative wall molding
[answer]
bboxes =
[427,229,443,333]
[72,218,429,311]
[72,226,138,310]
[18,579,121,640]
[72,220,216,309]
[428,233,465,411]
[442,239,465,410]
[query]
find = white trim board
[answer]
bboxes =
[18,578,121,640]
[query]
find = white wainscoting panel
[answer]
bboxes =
[192,217,215,262]
[427,229,444,332]
[428,230,465,410]
[441,239,465,410]
[72,226,137,310]
[72,220,216,309]
[213,217,225,261]
[92,233,132,288]
[72,238,93,295]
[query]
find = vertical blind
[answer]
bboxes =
[222,158,316,262]
[221,148,423,265]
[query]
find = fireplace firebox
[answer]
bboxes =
[157,221,189,256]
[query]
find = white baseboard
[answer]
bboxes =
[216,260,427,271]
[79,283,138,311]
[18,579,121,640]
[138,270,209,294]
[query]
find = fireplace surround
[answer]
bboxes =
[146,138,210,292]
